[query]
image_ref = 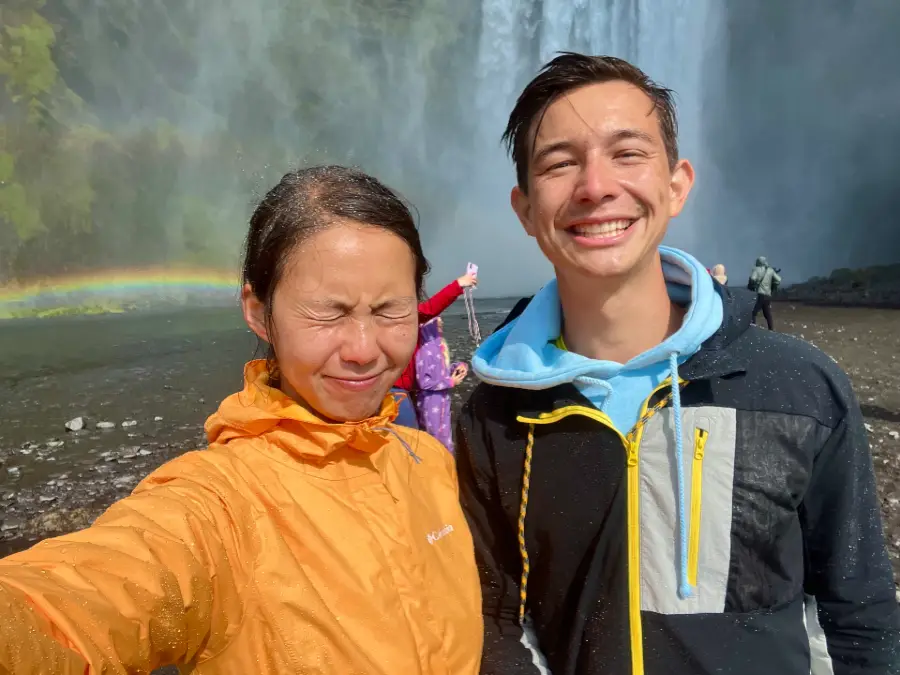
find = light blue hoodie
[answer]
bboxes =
[472,245,724,598]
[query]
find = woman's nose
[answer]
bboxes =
[338,319,381,366]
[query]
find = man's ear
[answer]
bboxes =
[241,283,270,343]
[668,159,695,218]
[511,186,536,237]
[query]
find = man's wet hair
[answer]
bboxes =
[242,165,429,368]
[502,52,679,191]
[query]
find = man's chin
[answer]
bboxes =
[562,251,639,280]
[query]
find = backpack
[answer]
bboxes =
[747,275,760,292]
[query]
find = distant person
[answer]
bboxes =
[456,53,900,674]
[391,269,477,428]
[748,255,781,329]
[414,316,469,453]
[0,166,483,674]
[710,263,727,285]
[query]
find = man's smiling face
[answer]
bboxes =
[511,80,694,281]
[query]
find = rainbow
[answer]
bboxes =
[0,267,240,309]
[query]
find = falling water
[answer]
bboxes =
[471,0,725,254]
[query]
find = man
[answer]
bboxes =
[748,255,780,329]
[456,52,899,675]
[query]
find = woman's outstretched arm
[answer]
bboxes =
[0,453,247,674]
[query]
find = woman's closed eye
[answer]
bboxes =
[377,312,412,322]
[372,299,416,321]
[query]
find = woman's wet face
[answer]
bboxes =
[261,220,419,422]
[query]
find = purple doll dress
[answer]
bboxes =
[414,317,464,454]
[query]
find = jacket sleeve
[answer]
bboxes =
[801,383,900,674]
[0,467,246,673]
[456,392,543,674]
[418,280,463,322]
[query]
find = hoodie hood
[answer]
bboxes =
[473,246,724,389]
[205,360,401,460]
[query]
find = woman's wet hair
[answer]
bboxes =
[242,165,430,370]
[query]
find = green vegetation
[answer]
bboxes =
[0,0,472,285]
[0,300,133,320]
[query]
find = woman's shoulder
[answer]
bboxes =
[134,440,262,497]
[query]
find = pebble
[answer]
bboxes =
[96,421,116,430]
[65,417,85,432]
[121,420,137,428]
[113,475,137,489]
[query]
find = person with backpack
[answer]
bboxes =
[747,256,781,330]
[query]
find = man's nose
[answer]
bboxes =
[572,155,620,204]
[338,318,381,366]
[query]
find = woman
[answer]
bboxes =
[0,166,483,674]
[391,271,477,428]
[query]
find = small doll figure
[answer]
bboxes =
[413,317,468,453]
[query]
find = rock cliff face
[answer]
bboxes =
[780,265,900,308]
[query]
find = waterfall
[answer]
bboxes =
[471,0,724,252]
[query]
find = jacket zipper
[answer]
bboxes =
[517,378,675,675]
[689,428,708,587]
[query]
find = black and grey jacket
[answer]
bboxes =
[456,287,900,675]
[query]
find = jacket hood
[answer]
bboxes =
[205,360,401,460]
[472,246,723,389]
[418,316,445,346]
[756,256,767,266]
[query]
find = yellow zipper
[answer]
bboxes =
[688,428,708,587]
[517,378,675,675]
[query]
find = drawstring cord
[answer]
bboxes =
[515,362,693,627]
[517,425,535,626]
[373,425,421,464]
[669,352,693,599]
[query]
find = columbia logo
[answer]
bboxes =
[426,524,454,545]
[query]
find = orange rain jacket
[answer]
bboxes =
[0,360,483,674]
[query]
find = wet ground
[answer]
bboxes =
[774,303,900,578]
[1,300,899,586]
[0,301,512,555]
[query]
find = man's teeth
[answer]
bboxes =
[571,219,634,237]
